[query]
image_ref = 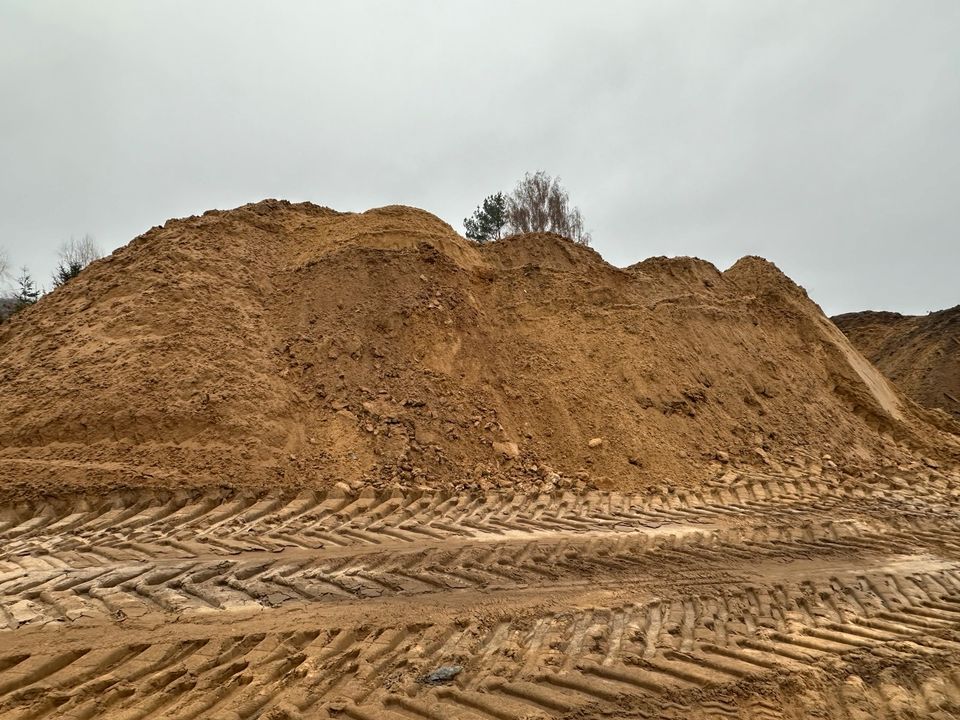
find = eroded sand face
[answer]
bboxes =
[1,201,959,718]
[834,305,960,420]
[2,201,957,503]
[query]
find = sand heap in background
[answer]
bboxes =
[0,200,956,500]
[834,306,960,419]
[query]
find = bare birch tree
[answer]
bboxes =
[505,171,591,245]
[53,235,102,288]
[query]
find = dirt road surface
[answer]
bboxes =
[2,471,960,719]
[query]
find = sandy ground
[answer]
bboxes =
[2,201,959,718]
[2,467,960,719]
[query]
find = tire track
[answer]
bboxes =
[1,473,960,718]
[3,566,960,718]
[5,475,955,570]
[5,511,960,627]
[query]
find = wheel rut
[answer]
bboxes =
[1,473,960,718]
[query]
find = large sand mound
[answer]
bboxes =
[0,199,955,500]
[834,306,960,419]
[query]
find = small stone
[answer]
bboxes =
[9,600,41,626]
[588,437,603,448]
[716,451,730,464]
[362,399,396,420]
[493,441,520,459]
[420,665,463,685]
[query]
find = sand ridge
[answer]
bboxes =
[835,306,960,420]
[0,200,956,502]
[1,200,960,719]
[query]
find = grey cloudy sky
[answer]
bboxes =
[1,1,957,315]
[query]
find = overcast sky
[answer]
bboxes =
[1,1,957,315]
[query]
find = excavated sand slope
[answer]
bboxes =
[0,200,956,501]
[2,201,960,720]
[834,307,960,420]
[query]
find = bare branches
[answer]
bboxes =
[466,172,592,246]
[505,171,591,245]
[53,235,101,288]
[59,234,101,268]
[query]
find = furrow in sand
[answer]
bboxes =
[0,479,959,718]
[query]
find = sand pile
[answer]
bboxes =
[0,199,956,500]
[834,306,960,419]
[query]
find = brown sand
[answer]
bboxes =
[834,306,960,420]
[0,200,956,502]
[2,470,960,719]
[1,201,959,719]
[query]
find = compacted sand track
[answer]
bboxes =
[3,473,960,719]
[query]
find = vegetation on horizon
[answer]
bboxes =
[465,171,592,245]
[52,235,102,289]
[0,235,101,321]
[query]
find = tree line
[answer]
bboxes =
[0,236,101,319]
[464,171,591,245]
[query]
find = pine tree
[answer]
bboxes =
[464,193,508,243]
[14,267,39,311]
[52,258,85,288]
